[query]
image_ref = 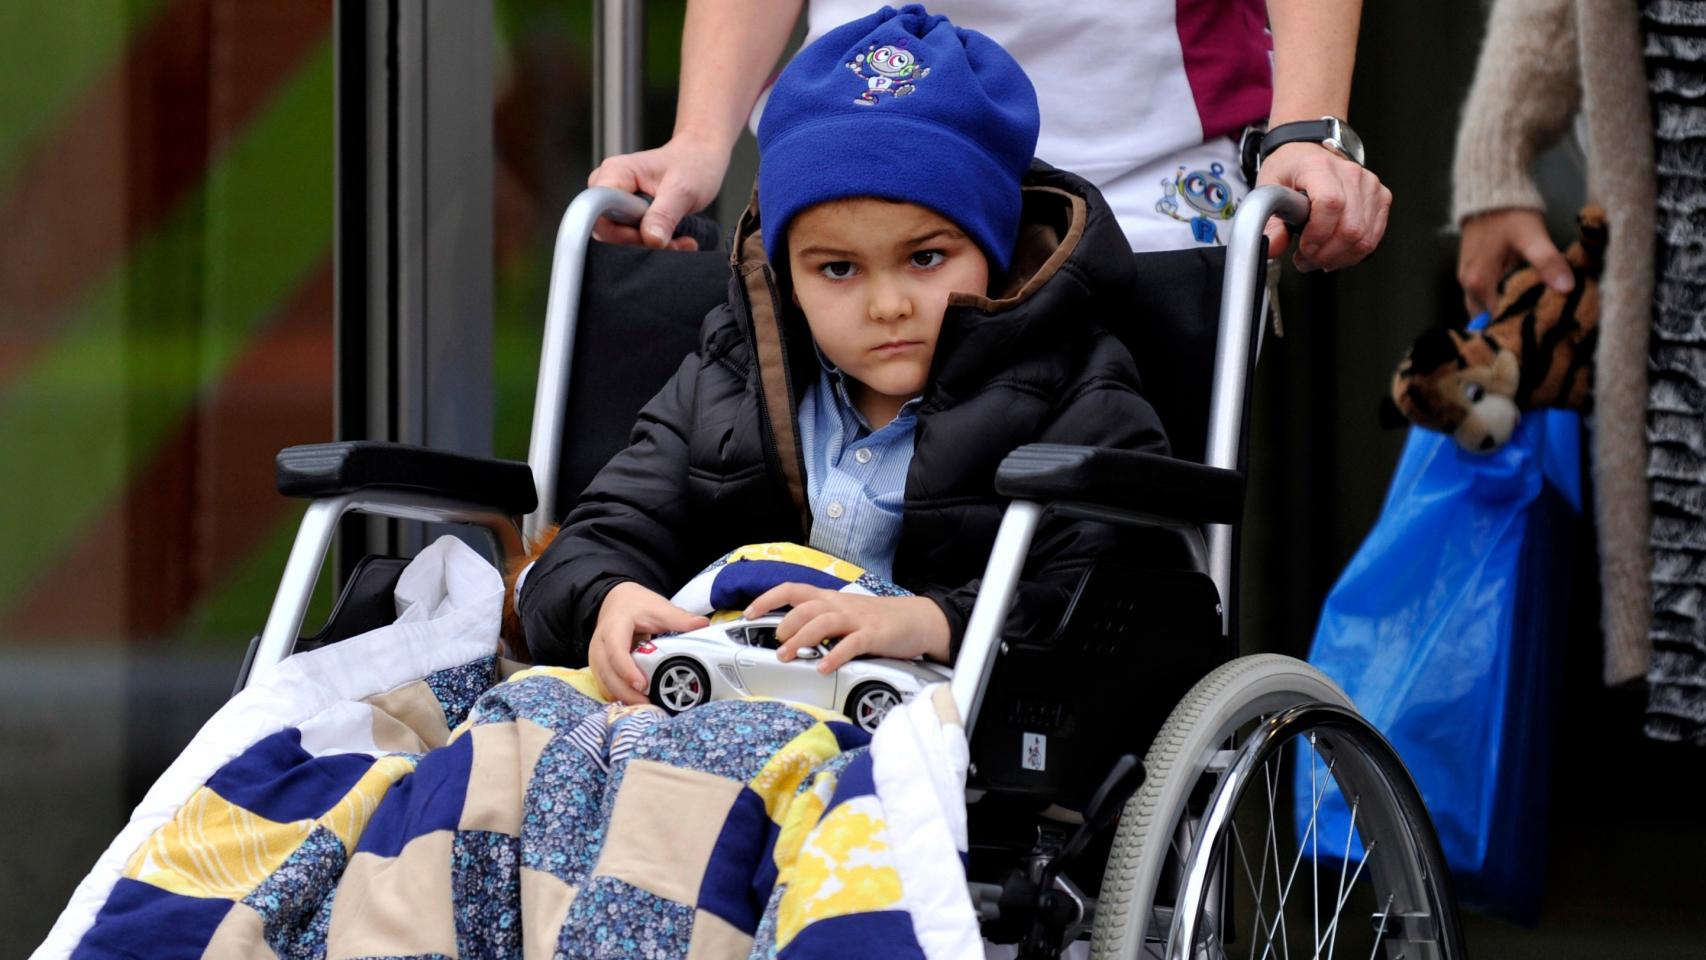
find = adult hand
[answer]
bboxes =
[1256,141,1392,272]
[589,581,709,705]
[1457,208,1574,318]
[744,585,951,674]
[587,131,731,250]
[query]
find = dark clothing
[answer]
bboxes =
[519,162,1169,667]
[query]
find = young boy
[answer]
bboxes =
[518,4,1168,703]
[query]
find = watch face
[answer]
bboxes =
[1327,119,1365,165]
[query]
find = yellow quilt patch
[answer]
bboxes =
[125,788,314,900]
[125,754,417,900]
[749,722,841,824]
[727,543,866,583]
[772,770,836,886]
[774,795,903,950]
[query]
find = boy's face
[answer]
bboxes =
[787,199,990,422]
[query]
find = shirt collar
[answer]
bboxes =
[813,343,921,433]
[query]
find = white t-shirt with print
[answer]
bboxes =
[755,0,1274,252]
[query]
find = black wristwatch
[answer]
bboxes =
[1258,117,1366,167]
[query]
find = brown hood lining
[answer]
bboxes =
[951,185,1086,312]
[736,202,811,532]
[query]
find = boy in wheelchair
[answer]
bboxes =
[516,5,1167,703]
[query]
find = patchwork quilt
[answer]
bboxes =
[35,538,980,960]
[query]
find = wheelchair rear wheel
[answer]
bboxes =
[1090,655,1464,960]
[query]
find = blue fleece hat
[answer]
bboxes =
[757,5,1040,272]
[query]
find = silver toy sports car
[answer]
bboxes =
[634,615,952,732]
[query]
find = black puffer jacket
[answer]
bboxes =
[519,162,1168,666]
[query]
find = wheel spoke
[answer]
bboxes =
[1261,752,1337,960]
[1366,894,1395,960]
[1249,761,1279,960]
[1311,734,1320,960]
[1088,657,1461,960]
[1325,794,1361,960]
[1309,836,1376,959]
[1230,820,1284,960]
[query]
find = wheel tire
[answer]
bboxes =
[649,658,711,714]
[846,682,900,733]
[1090,654,1464,960]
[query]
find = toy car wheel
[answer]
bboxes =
[650,658,711,714]
[847,682,900,733]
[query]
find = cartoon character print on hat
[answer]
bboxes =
[1156,162,1239,245]
[845,39,931,105]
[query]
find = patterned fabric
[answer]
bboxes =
[668,542,914,621]
[798,361,921,582]
[59,655,975,960]
[1643,0,1706,744]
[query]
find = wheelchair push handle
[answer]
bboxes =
[526,188,652,542]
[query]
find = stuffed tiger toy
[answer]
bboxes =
[1383,206,1606,453]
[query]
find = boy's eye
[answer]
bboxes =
[910,250,945,269]
[819,261,857,280]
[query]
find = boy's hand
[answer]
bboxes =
[744,585,951,674]
[591,581,709,705]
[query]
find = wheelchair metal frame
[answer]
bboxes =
[243,179,1462,960]
[249,183,1303,702]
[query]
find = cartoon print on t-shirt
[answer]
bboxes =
[1156,162,1239,244]
[846,40,931,105]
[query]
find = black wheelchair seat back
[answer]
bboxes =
[1119,245,1230,467]
[554,238,730,515]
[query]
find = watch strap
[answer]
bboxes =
[1259,119,1340,160]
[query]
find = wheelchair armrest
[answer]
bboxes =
[275,441,537,517]
[994,443,1243,526]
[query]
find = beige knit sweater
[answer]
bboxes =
[1452,0,1656,685]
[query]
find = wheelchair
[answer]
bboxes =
[241,183,1466,960]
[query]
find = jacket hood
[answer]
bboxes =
[732,160,1139,400]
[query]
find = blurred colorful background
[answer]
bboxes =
[3,2,1702,957]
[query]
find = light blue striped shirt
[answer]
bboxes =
[796,363,920,581]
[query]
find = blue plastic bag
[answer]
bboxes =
[1298,333,1581,922]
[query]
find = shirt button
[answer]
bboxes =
[826,501,845,520]
[854,448,873,464]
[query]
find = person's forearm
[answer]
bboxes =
[1266,0,1361,125]
[673,0,805,151]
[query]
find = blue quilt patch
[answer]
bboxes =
[697,786,774,935]
[453,829,522,957]
[521,728,612,887]
[425,655,498,729]
[558,875,695,959]
[73,878,233,960]
[470,673,603,731]
[204,729,375,824]
[777,910,926,960]
[823,752,877,815]
[356,733,472,858]
[710,560,849,610]
[628,699,819,782]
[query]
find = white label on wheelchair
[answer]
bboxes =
[1022,732,1047,771]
